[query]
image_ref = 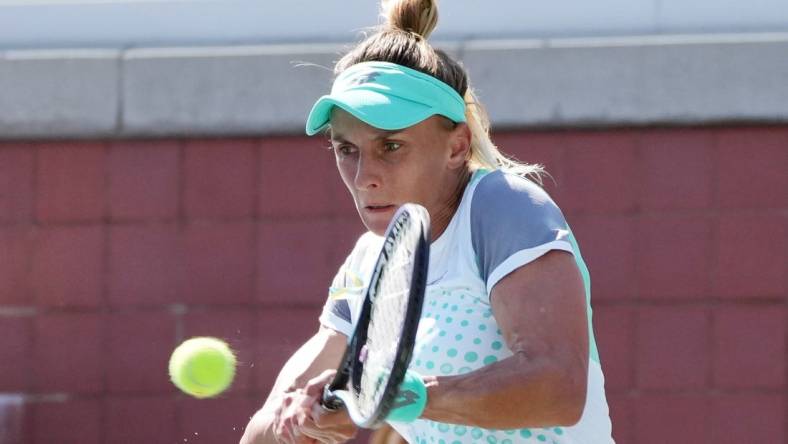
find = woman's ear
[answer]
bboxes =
[447,122,472,169]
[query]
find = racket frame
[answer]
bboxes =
[322,203,430,428]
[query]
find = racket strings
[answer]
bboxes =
[356,223,419,418]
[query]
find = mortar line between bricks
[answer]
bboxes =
[779,145,788,441]
[592,298,786,308]
[252,138,263,223]
[782,146,788,440]
[28,292,39,438]
[7,299,780,318]
[705,298,715,393]
[4,391,263,402]
[619,386,787,396]
[31,142,40,228]
[176,138,186,228]
[173,299,185,439]
[629,182,643,413]
[3,207,785,229]
[24,129,40,424]
[0,302,324,316]
[630,129,644,407]
[99,139,113,444]
[249,139,263,394]
[173,135,187,441]
[174,375,185,442]
[554,126,568,188]
[530,204,788,220]
[706,130,722,396]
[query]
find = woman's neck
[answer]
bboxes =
[429,167,473,241]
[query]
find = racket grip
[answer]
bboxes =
[386,370,428,423]
[321,385,345,411]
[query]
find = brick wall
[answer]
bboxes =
[0,126,785,443]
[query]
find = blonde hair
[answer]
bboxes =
[334,0,544,181]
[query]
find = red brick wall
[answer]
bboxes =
[0,126,785,444]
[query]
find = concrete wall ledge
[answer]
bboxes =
[1,33,787,139]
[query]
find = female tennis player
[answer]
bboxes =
[240,0,613,443]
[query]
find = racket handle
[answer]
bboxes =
[321,385,345,411]
[386,370,428,423]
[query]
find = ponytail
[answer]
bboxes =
[380,0,439,40]
[464,88,545,182]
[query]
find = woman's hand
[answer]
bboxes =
[296,370,358,444]
[239,327,350,444]
[271,388,319,444]
[269,369,357,444]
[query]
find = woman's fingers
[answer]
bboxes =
[311,404,354,429]
[273,390,320,444]
[303,369,338,398]
[304,405,358,443]
[273,372,357,444]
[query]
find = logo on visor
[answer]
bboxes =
[348,71,381,86]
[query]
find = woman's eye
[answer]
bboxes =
[334,145,356,156]
[384,142,402,152]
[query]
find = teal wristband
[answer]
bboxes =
[386,370,427,423]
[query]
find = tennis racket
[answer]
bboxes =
[322,203,431,428]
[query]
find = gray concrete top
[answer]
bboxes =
[2,0,788,49]
[1,33,788,139]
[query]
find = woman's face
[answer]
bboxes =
[329,108,468,236]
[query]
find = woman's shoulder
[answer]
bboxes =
[468,168,569,251]
[470,169,561,217]
[467,169,573,289]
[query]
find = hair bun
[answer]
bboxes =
[381,0,439,40]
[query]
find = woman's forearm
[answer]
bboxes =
[420,351,587,429]
[239,406,277,444]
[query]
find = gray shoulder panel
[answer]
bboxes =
[470,170,570,285]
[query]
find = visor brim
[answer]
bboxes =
[305,89,436,135]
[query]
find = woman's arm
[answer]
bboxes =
[240,325,349,444]
[421,250,589,429]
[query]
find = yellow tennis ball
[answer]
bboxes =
[169,337,236,398]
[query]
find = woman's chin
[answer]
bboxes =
[358,206,397,235]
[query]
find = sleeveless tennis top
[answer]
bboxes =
[320,169,614,444]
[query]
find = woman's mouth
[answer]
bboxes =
[364,204,396,213]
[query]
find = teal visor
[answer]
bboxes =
[305,61,467,135]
